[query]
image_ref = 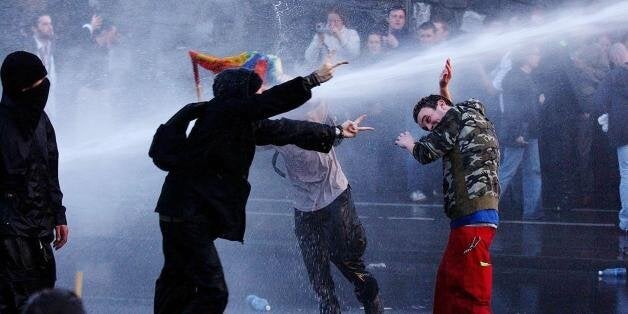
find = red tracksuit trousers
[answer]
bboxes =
[433,226,496,314]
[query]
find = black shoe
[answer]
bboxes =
[363,295,383,314]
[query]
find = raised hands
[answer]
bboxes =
[340,114,374,138]
[439,58,453,102]
[439,58,453,89]
[314,51,349,83]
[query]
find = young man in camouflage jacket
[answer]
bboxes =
[395,59,500,314]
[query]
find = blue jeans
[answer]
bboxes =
[499,139,543,218]
[618,145,628,230]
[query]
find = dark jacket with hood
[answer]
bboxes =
[0,51,66,238]
[153,68,337,242]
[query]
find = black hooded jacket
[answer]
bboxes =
[154,68,337,242]
[0,51,66,238]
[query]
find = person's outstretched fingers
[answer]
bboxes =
[331,61,349,69]
[354,114,367,124]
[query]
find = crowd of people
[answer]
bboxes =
[296,4,626,225]
[0,1,627,313]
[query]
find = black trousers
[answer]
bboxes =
[295,188,381,314]
[154,218,228,314]
[0,236,56,314]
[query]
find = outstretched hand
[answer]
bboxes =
[395,131,416,153]
[341,114,374,138]
[439,58,453,89]
[315,51,348,83]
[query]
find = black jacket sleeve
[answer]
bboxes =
[254,118,336,153]
[45,117,66,226]
[238,77,313,121]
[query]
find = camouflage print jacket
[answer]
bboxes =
[412,99,500,220]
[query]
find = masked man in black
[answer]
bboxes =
[0,51,69,313]
[150,56,369,313]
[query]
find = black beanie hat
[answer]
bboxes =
[1,51,47,96]
[212,68,263,98]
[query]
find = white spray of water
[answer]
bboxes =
[317,1,628,102]
[58,1,628,163]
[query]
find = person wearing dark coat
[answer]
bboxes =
[151,58,362,313]
[595,60,628,231]
[0,51,68,314]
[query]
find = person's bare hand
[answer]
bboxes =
[515,136,528,146]
[395,131,416,152]
[314,51,348,83]
[383,33,399,48]
[53,225,69,250]
[340,114,374,138]
[90,15,103,32]
[439,58,453,89]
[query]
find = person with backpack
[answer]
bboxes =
[149,54,372,313]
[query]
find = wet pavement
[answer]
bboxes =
[52,151,627,313]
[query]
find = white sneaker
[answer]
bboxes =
[410,190,427,202]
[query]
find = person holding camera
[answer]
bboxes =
[305,7,360,66]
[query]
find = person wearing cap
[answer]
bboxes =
[151,55,367,313]
[0,51,68,313]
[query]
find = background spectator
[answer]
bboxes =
[594,43,628,230]
[416,21,438,48]
[382,5,411,50]
[500,46,544,219]
[304,7,360,66]
[430,15,450,43]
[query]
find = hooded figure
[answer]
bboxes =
[0,51,68,313]
[152,66,347,313]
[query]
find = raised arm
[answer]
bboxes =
[254,114,373,151]
[242,53,348,121]
[439,58,453,102]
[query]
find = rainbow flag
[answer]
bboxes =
[189,50,283,88]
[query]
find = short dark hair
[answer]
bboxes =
[413,94,452,123]
[418,21,436,32]
[327,7,345,23]
[387,5,406,16]
[430,16,450,32]
[23,288,85,314]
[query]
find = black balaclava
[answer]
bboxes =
[212,68,263,99]
[1,51,49,133]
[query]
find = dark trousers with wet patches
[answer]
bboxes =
[295,188,381,314]
[0,236,56,314]
[154,218,228,314]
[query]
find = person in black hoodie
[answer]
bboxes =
[150,56,369,313]
[0,51,68,314]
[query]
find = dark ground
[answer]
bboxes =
[53,149,627,314]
